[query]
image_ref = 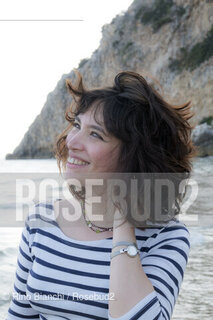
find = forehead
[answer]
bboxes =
[77,104,104,125]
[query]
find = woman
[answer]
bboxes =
[7,70,197,319]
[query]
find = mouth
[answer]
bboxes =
[67,157,90,168]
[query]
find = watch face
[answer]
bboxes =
[127,245,137,256]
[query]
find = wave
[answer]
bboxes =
[0,247,17,259]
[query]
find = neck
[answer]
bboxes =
[82,193,116,229]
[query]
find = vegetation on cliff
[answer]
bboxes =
[169,25,213,73]
[135,0,185,32]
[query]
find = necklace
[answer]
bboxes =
[80,199,113,233]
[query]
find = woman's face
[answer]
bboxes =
[65,106,122,176]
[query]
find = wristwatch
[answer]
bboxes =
[110,241,140,260]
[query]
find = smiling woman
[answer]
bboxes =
[7,69,198,320]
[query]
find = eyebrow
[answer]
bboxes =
[75,116,108,136]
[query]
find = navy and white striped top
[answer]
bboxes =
[7,200,190,320]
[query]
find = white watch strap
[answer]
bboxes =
[111,248,127,259]
[112,241,139,249]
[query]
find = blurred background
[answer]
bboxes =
[0,0,213,319]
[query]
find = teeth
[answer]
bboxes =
[68,157,89,166]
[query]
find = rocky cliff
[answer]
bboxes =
[6,0,213,159]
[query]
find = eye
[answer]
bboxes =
[73,122,80,129]
[72,122,103,140]
[91,131,103,140]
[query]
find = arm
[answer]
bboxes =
[108,217,190,319]
[6,218,40,319]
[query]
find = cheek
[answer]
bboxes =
[91,148,120,170]
[91,150,108,165]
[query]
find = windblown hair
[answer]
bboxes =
[53,69,198,227]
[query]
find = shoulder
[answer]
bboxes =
[25,199,58,233]
[147,220,191,262]
[138,219,190,256]
[158,219,190,244]
[139,220,191,281]
[22,199,59,248]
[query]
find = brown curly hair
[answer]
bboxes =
[53,69,198,227]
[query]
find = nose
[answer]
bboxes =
[66,129,85,151]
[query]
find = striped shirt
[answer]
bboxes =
[7,200,190,320]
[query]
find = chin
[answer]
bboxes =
[65,165,89,189]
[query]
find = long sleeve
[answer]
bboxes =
[6,218,40,319]
[108,221,190,320]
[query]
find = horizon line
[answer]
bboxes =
[0,19,84,21]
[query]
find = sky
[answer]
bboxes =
[0,0,133,159]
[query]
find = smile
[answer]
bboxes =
[67,157,90,166]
